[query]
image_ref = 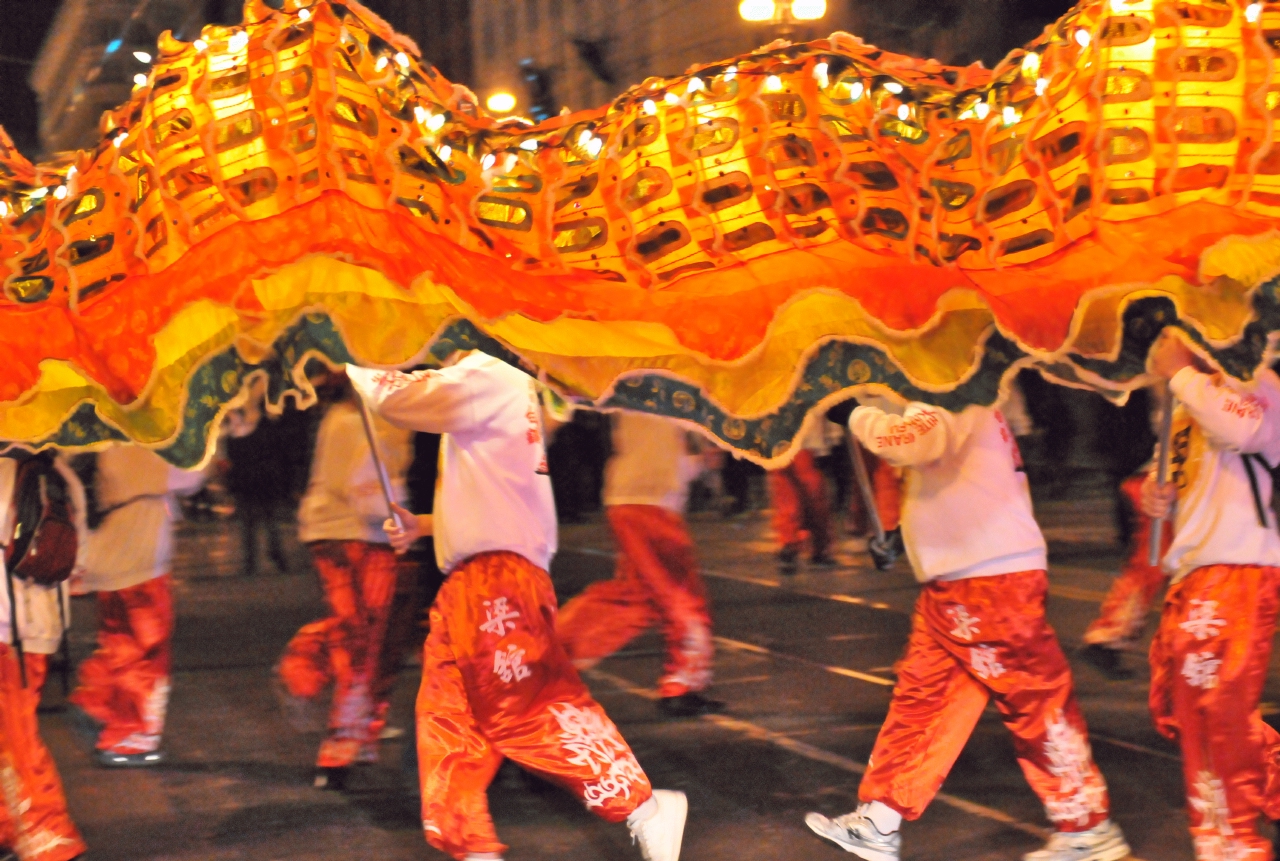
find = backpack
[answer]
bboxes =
[5,453,78,586]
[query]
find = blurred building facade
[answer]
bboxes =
[358,0,474,86]
[466,0,1073,120]
[30,0,206,156]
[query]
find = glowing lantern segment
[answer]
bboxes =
[0,0,1277,468]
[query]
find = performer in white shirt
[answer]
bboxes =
[349,352,687,861]
[276,379,412,789]
[0,455,87,861]
[557,411,721,717]
[71,446,204,767]
[806,401,1128,861]
[1143,333,1280,860]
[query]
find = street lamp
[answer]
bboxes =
[486,91,517,114]
[738,0,827,24]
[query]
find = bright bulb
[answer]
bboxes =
[481,153,496,170]
[193,38,208,52]
[725,66,737,81]
[113,132,127,147]
[765,75,783,92]
[414,105,429,124]
[298,8,311,21]
[394,51,410,69]
[427,112,445,132]
[738,0,776,22]
[486,92,516,113]
[53,186,68,200]
[578,129,593,145]
[375,56,389,71]
[664,92,681,105]
[133,73,148,86]
[1074,29,1091,48]
[975,102,991,120]
[849,81,865,100]
[883,81,904,94]
[1020,51,1040,79]
[643,99,657,115]
[687,77,704,94]
[896,103,910,120]
[133,51,152,63]
[1002,105,1020,125]
[813,62,829,87]
[0,202,9,218]
[790,0,827,20]
[228,30,249,52]
[438,145,451,161]
[520,139,538,151]
[586,137,603,157]
[29,187,47,199]
[1036,77,1049,96]
[1247,2,1262,23]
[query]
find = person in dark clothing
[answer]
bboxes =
[224,399,310,577]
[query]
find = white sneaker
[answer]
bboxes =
[805,810,901,861]
[1023,820,1131,861]
[629,789,688,861]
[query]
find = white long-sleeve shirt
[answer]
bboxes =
[1161,367,1280,581]
[298,401,411,544]
[81,446,206,592]
[603,412,700,513]
[0,457,86,654]
[347,353,558,574]
[848,404,1046,582]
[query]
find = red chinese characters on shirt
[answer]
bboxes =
[1220,390,1267,421]
[875,408,940,449]
[371,368,434,398]
[995,411,1024,469]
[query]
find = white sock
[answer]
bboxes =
[464,854,504,860]
[628,796,659,826]
[861,801,902,834]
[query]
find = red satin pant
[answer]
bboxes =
[872,455,902,533]
[1084,476,1170,648]
[860,571,1111,830]
[419,551,652,860]
[69,575,173,754]
[1150,564,1280,861]
[279,540,398,768]
[0,646,85,861]
[770,449,831,556]
[558,505,713,697]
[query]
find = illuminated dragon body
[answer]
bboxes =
[2,0,1280,464]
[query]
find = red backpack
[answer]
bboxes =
[5,454,78,586]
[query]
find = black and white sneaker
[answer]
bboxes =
[657,692,725,718]
[1023,820,1131,861]
[805,809,901,861]
[629,790,688,861]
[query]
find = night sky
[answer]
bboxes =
[0,0,1081,158]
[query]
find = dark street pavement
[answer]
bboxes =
[38,494,1258,861]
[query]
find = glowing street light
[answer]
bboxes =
[739,0,826,25]
[486,91,517,114]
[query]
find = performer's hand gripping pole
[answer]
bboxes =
[358,398,403,531]
[846,429,886,546]
[1148,382,1174,567]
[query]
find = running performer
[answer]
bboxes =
[805,401,1129,861]
[558,411,721,718]
[71,445,204,767]
[349,353,687,861]
[1143,332,1280,860]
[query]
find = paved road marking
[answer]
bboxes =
[587,668,1065,846]
[717,636,896,688]
[716,635,1182,765]
[572,546,1177,766]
